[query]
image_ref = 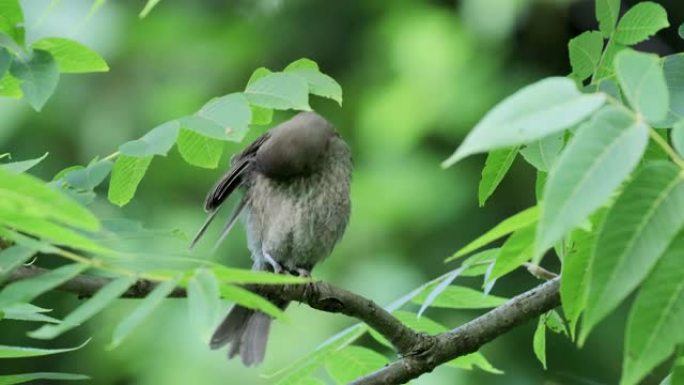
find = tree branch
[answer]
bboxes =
[6,266,561,385]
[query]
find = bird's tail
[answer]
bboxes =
[210,306,272,366]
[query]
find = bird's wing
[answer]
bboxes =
[189,132,271,249]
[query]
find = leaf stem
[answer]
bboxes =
[649,128,684,170]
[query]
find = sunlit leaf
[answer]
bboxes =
[560,211,605,337]
[621,232,684,385]
[614,2,669,45]
[442,77,605,166]
[196,93,251,141]
[412,284,507,309]
[595,40,627,82]
[29,276,136,339]
[582,162,684,344]
[245,72,310,110]
[325,346,388,385]
[536,106,647,258]
[416,267,464,317]
[446,206,538,262]
[595,0,620,37]
[0,0,23,42]
[0,72,21,98]
[211,265,309,285]
[218,284,284,320]
[489,224,535,281]
[31,38,108,73]
[107,155,152,207]
[176,128,223,169]
[658,54,684,127]
[568,31,604,80]
[520,132,564,173]
[478,147,517,206]
[119,121,179,157]
[448,352,503,374]
[9,49,59,111]
[615,50,669,124]
[285,58,343,105]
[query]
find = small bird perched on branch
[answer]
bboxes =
[191,111,352,366]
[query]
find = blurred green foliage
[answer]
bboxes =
[1,0,683,384]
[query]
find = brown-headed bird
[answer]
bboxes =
[190,111,352,365]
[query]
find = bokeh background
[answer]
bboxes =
[2,0,684,384]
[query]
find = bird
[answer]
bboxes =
[190,111,352,366]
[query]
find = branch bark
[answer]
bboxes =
[5,266,560,385]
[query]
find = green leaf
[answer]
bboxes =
[520,133,564,172]
[325,346,388,385]
[244,72,310,110]
[139,0,161,18]
[595,0,620,37]
[9,49,59,111]
[673,121,684,157]
[31,38,108,73]
[187,269,220,335]
[119,121,179,157]
[0,340,88,358]
[489,224,535,281]
[536,106,648,258]
[0,0,24,43]
[658,54,684,126]
[560,214,603,338]
[442,77,605,167]
[449,352,503,374]
[672,350,684,385]
[416,267,464,317]
[219,284,284,320]
[2,303,60,323]
[536,170,547,201]
[568,31,605,80]
[0,167,99,230]
[176,128,223,169]
[29,276,136,339]
[614,2,669,45]
[621,233,684,385]
[615,50,669,124]
[107,155,153,207]
[211,265,309,285]
[109,277,178,349]
[1,152,48,174]
[460,248,499,277]
[412,284,507,309]
[595,40,627,82]
[680,23,684,40]
[0,245,36,284]
[0,47,10,78]
[284,58,343,105]
[59,159,112,191]
[0,213,106,253]
[478,147,517,207]
[533,316,547,370]
[247,66,272,86]
[250,105,273,125]
[0,72,21,98]
[581,162,684,344]
[0,372,89,385]
[196,93,251,141]
[272,325,367,385]
[0,263,87,309]
[446,206,539,262]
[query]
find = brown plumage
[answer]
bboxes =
[191,111,352,365]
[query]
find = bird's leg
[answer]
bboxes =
[262,251,284,274]
[294,268,311,278]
